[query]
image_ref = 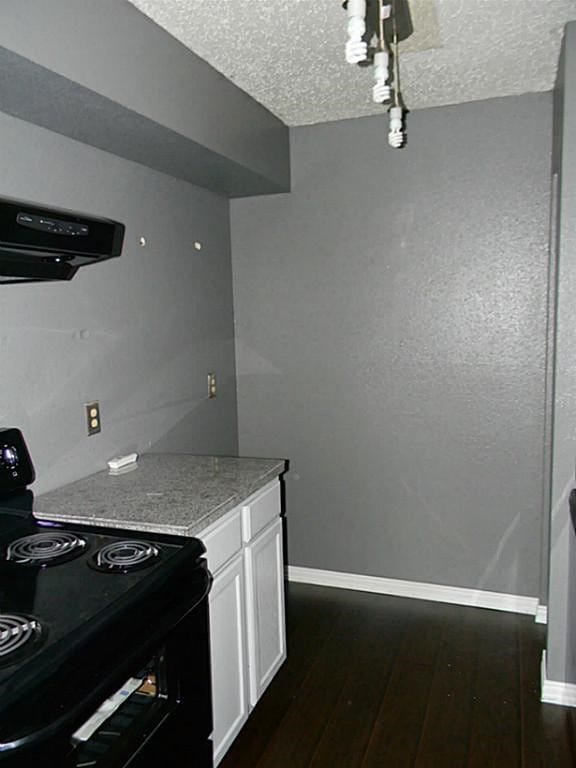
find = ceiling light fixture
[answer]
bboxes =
[343,0,412,148]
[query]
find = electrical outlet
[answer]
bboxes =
[85,401,101,435]
[208,373,217,399]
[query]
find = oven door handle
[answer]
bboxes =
[0,666,140,755]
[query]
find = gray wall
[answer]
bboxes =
[0,112,238,495]
[231,93,551,597]
[547,22,576,684]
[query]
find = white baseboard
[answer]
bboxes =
[541,651,576,707]
[287,566,539,616]
[535,604,548,625]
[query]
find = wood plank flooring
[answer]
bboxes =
[219,583,576,768]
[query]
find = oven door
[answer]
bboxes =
[0,584,213,768]
[70,602,213,768]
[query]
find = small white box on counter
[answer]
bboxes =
[107,453,138,475]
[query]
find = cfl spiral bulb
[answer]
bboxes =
[388,106,405,148]
[345,0,368,64]
[372,50,391,103]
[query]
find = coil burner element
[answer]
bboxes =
[0,614,43,665]
[91,541,161,573]
[6,532,87,566]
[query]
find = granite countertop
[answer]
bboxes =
[35,454,286,537]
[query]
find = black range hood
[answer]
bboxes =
[0,197,125,283]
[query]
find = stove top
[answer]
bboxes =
[0,505,210,754]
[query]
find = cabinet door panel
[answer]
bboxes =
[209,553,249,766]
[245,517,286,706]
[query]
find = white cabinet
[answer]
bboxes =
[209,552,249,766]
[199,479,285,766]
[244,517,286,706]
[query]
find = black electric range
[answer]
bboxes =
[0,430,213,767]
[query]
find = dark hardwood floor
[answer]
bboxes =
[219,583,576,768]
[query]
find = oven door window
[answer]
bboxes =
[70,653,167,767]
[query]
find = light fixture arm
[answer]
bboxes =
[373,0,392,103]
[388,0,406,147]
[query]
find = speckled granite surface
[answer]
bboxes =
[34,454,286,537]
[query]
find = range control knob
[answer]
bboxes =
[2,446,19,468]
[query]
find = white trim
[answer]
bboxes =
[535,604,548,625]
[287,566,539,616]
[541,651,576,707]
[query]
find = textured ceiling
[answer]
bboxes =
[127,0,576,126]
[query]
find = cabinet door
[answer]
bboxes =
[244,517,287,707]
[209,553,249,766]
